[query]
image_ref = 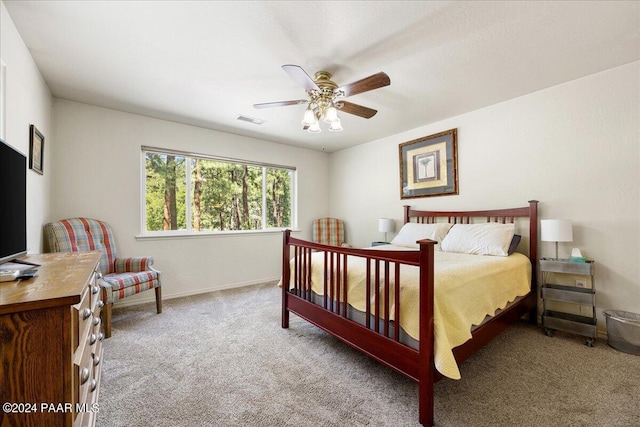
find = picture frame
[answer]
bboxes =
[399,128,458,199]
[29,124,44,175]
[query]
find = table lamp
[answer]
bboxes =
[378,218,395,243]
[540,219,573,260]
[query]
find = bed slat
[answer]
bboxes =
[306,247,312,301]
[383,261,390,337]
[342,254,348,318]
[365,258,371,329]
[394,263,401,342]
[374,260,380,333]
[323,251,328,308]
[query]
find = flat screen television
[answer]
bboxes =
[0,138,27,265]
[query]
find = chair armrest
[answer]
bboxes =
[114,256,155,273]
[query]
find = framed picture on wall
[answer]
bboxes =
[29,124,44,175]
[399,128,458,199]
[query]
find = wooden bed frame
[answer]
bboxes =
[281,200,538,426]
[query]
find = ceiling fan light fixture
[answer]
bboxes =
[323,105,338,123]
[301,107,315,126]
[308,120,321,133]
[256,65,390,135]
[328,118,343,132]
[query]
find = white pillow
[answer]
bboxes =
[391,222,453,249]
[440,223,515,256]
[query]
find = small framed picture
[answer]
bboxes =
[29,124,44,175]
[399,128,458,199]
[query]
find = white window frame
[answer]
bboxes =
[139,146,297,238]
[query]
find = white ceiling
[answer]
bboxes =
[4,1,639,153]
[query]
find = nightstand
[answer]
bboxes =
[540,258,596,346]
[371,241,390,247]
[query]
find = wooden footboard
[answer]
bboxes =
[282,201,538,426]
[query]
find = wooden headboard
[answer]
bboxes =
[403,200,539,288]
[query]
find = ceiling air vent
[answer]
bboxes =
[236,115,266,125]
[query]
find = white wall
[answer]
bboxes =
[52,99,330,304]
[1,2,52,254]
[330,61,640,332]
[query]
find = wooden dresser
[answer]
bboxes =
[0,252,104,427]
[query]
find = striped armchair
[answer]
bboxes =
[312,217,348,247]
[44,218,162,338]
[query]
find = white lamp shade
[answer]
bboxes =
[378,218,395,233]
[301,108,315,126]
[324,106,338,123]
[328,118,343,132]
[307,118,321,133]
[540,219,573,242]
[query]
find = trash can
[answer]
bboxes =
[604,310,640,355]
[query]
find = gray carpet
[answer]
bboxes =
[97,282,640,427]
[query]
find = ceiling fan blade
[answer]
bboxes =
[282,64,319,92]
[335,72,390,97]
[253,100,307,109]
[337,101,378,119]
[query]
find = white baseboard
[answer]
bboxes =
[112,277,281,309]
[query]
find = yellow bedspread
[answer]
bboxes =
[285,247,531,380]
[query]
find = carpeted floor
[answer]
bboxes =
[96,282,640,427]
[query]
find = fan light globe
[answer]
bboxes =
[328,118,343,132]
[301,108,315,126]
[324,106,338,123]
[308,119,321,133]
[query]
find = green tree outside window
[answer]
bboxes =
[144,150,294,232]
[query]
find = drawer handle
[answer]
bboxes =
[82,308,91,320]
[92,317,100,326]
[90,379,98,392]
[90,334,97,345]
[98,332,105,341]
[97,300,104,308]
[80,368,90,385]
[96,272,103,279]
[93,355,101,366]
[92,285,100,295]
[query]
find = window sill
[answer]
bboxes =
[135,228,301,241]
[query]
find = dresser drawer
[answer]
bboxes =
[89,308,102,355]
[76,346,103,427]
[75,336,94,415]
[92,289,104,342]
[91,347,103,397]
[89,271,101,309]
[73,286,92,351]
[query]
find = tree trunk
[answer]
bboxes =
[193,159,202,231]
[242,165,249,228]
[271,180,281,227]
[163,155,178,230]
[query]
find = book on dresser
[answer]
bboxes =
[0,251,104,427]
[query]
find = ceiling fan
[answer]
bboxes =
[254,64,390,133]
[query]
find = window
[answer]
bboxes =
[142,147,295,234]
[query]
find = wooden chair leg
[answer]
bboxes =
[155,287,162,314]
[103,302,113,338]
